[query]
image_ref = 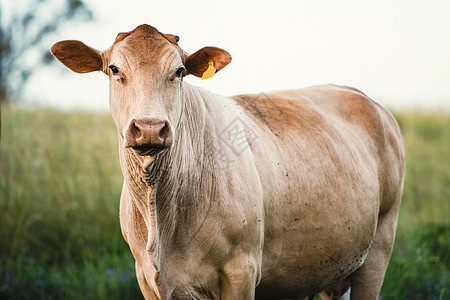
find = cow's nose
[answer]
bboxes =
[125,119,173,153]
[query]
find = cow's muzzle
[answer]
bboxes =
[125,118,173,155]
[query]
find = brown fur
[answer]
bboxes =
[51,24,405,300]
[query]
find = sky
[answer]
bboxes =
[16,0,450,110]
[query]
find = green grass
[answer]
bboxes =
[0,105,448,299]
[0,105,143,299]
[380,112,450,300]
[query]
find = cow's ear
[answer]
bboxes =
[51,40,103,73]
[185,47,231,79]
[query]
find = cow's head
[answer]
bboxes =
[52,24,231,167]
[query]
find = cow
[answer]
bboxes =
[51,24,405,299]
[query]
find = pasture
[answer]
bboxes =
[0,104,448,299]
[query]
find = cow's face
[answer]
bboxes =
[52,24,231,167]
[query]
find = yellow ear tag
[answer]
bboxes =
[201,61,216,80]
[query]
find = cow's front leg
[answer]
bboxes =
[220,251,261,299]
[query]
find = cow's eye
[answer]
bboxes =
[109,65,119,74]
[170,66,185,82]
[175,67,185,77]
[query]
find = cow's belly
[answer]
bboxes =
[256,192,378,298]
[257,239,372,298]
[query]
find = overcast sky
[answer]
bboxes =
[20,0,450,110]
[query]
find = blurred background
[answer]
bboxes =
[0,0,448,299]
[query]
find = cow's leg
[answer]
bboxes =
[349,197,401,299]
[220,253,260,300]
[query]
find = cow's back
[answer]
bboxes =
[232,85,404,298]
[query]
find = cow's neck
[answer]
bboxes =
[119,83,224,268]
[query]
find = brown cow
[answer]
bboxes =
[51,24,405,299]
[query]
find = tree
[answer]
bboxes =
[0,0,93,101]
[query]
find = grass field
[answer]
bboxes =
[0,105,448,299]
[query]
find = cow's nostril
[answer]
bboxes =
[159,122,170,141]
[126,119,172,151]
[128,121,143,139]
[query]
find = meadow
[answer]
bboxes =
[0,105,448,299]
